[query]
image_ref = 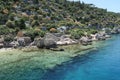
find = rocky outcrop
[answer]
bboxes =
[80,36,92,46]
[91,31,111,41]
[17,37,25,47]
[57,38,77,45]
[44,33,60,42]
[35,33,58,49]
[10,41,19,48]
[0,38,4,48]
[102,28,112,34]
[36,38,45,48]
[23,37,31,45]
[95,32,106,40]
[56,35,77,45]
[44,38,57,49]
[43,33,58,49]
[0,43,4,48]
[17,37,31,47]
[111,27,120,34]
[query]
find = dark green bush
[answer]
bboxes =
[0,26,10,35]
[69,29,84,39]
[24,28,46,40]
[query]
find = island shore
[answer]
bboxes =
[0,39,106,71]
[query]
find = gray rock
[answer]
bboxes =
[44,39,57,49]
[44,33,60,42]
[0,43,4,48]
[17,37,25,47]
[36,33,58,49]
[80,36,92,45]
[0,38,4,43]
[23,37,31,45]
[36,38,44,48]
[17,37,31,47]
[10,41,19,48]
[43,33,57,49]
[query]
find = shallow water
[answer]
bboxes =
[41,35,120,80]
[0,35,120,80]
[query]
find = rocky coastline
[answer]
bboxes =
[0,27,120,51]
[0,27,119,71]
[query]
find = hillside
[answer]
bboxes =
[0,0,120,41]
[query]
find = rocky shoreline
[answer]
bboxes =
[0,27,120,51]
[0,27,118,69]
[0,29,118,71]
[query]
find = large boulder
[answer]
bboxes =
[43,33,57,49]
[102,28,112,34]
[0,38,4,43]
[10,41,19,48]
[44,33,60,42]
[0,38,4,48]
[111,27,120,34]
[36,38,45,48]
[0,43,4,48]
[17,37,25,47]
[17,37,31,47]
[95,32,106,40]
[80,36,92,45]
[23,37,31,45]
[56,35,77,45]
[36,33,58,49]
[44,39,57,49]
[57,38,77,45]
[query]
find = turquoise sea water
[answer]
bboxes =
[0,35,120,80]
[42,35,120,80]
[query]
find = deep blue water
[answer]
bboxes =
[41,35,120,80]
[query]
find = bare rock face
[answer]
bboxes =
[36,38,45,48]
[57,38,77,45]
[80,36,92,46]
[44,33,60,42]
[17,37,31,47]
[36,33,58,49]
[111,27,120,34]
[44,38,57,49]
[0,38,4,48]
[0,43,4,48]
[17,37,25,47]
[43,33,57,49]
[23,37,31,45]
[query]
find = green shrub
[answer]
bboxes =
[4,35,14,42]
[0,26,10,35]
[14,19,26,29]
[6,20,15,28]
[69,29,84,39]
[24,28,46,40]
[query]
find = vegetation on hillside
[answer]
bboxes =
[0,0,120,39]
